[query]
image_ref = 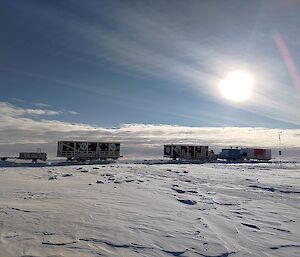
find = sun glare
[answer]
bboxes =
[218,70,254,102]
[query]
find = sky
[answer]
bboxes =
[0,0,300,159]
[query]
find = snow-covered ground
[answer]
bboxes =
[0,163,299,257]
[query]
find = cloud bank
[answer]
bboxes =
[0,101,299,160]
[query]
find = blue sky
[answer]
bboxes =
[0,0,300,158]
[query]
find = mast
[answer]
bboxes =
[278,131,282,165]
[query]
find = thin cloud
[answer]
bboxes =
[0,102,60,117]
[5,100,79,116]
[65,110,79,115]
[11,0,300,126]
[10,98,51,108]
[32,102,51,108]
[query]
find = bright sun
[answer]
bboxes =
[218,70,254,102]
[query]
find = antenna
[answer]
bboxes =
[278,131,282,165]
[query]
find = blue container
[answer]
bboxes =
[219,148,242,160]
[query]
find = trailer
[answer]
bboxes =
[241,148,271,160]
[19,152,47,162]
[164,144,216,161]
[218,148,242,161]
[57,141,121,161]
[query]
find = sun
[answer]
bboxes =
[218,70,254,102]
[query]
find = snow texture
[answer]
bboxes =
[0,163,299,257]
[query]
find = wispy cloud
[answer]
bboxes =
[8,0,300,126]
[11,98,51,108]
[9,99,79,116]
[74,3,300,126]
[32,102,51,108]
[65,110,79,115]
[0,102,61,117]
